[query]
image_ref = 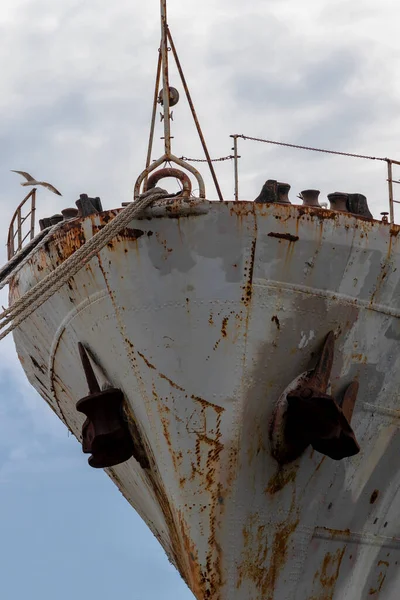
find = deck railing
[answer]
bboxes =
[230,135,400,224]
[7,189,36,260]
[8,139,400,261]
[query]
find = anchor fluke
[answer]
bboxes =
[76,343,136,469]
[270,331,360,464]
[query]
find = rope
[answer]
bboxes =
[0,221,66,290]
[235,134,389,162]
[0,187,170,341]
[179,155,235,163]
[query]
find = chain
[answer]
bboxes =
[179,155,235,163]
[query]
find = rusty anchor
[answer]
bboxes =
[285,331,360,461]
[271,332,360,464]
[76,343,136,469]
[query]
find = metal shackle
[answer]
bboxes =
[146,168,192,198]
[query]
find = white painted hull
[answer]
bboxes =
[9,200,400,599]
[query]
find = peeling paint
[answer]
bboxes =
[8,201,400,599]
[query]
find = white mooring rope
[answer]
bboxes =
[0,187,170,341]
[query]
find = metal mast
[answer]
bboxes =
[160,0,172,156]
[134,0,223,201]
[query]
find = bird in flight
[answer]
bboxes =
[11,170,62,196]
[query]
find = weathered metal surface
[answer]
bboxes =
[9,201,400,599]
[271,332,360,464]
[76,342,137,468]
[300,189,321,207]
[76,194,103,217]
[146,168,192,198]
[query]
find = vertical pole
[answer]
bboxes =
[30,189,36,240]
[231,135,239,202]
[144,50,162,191]
[387,160,394,224]
[160,0,171,156]
[17,207,22,251]
[8,223,14,260]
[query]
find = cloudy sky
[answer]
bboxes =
[1,0,400,598]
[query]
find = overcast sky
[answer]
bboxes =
[1,0,400,598]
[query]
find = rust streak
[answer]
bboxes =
[265,464,299,495]
[137,351,156,370]
[221,317,228,338]
[160,373,185,392]
[313,548,346,599]
[191,394,225,414]
[237,516,300,596]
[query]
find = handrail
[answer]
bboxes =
[231,134,400,223]
[7,189,36,260]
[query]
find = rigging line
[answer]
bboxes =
[179,155,235,163]
[235,134,390,162]
[167,26,224,202]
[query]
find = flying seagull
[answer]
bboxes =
[11,170,62,196]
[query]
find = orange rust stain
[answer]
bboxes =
[191,395,225,414]
[315,548,346,595]
[221,317,229,338]
[229,202,255,218]
[153,390,226,598]
[314,456,326,473]
[351,352,368,364]
[237,522,268,592]
[369,564,388,595]
[266,519,300,594]
[155,231,173,257]
[209,312,214,325]
[137,351,156,370]
[177,510,204,599]
[265,464,299,495]
[378,560,389,568]
[136,349,186,392]
[237,516,300,597]
[159,373,185,392]
[242,239,256,307]
[146,469,192,590]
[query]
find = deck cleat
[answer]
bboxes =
[299,189,321,207]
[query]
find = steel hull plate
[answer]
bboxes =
[9,201,400,599]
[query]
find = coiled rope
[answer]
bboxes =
[0,187,170,341]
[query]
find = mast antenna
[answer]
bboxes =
[134,0,224,201]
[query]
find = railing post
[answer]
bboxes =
[17,208,22,252]
[30,189,36,241]
[8,223,14,260]
[387,159,394,224]
[231,135,239,202]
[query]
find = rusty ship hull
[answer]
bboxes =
[9,199,400,599]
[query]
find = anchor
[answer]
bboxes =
[76,342,136,469]
[271,331,360,464]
